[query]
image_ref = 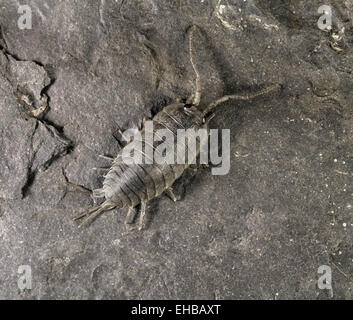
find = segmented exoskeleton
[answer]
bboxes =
[71,26,280,229]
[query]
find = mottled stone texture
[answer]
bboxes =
[0,0,352,299]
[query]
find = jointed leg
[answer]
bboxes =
[166,187,177,202]
[125,207,137,224]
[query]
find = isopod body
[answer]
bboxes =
[72,25,280,228]
[95,103,205,211]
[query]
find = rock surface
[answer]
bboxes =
[0,0,352,299]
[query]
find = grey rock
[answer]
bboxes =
[0,51,71,200]
[8,56,51,109]
[0,0,352,300]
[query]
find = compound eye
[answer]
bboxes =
[184,104,192,109]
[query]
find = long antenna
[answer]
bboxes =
[203,83,281,115]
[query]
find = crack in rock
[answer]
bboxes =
[0,50,72,199]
